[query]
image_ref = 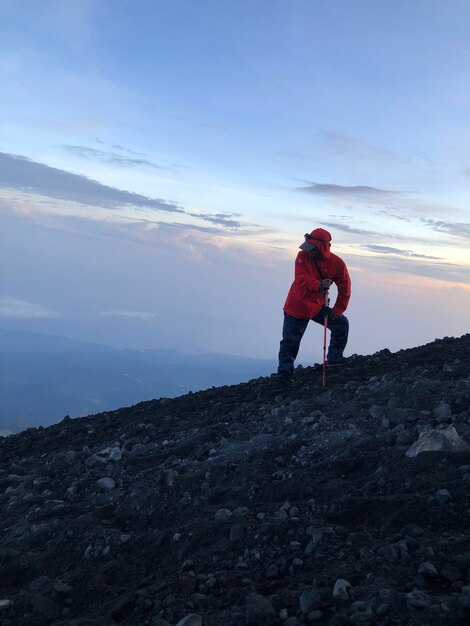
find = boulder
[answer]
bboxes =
[406,426,470,457]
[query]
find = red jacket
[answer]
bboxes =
[284,236,351,320]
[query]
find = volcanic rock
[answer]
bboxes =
[246,592,275,624]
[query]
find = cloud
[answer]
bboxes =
[187,212,241,228]
[421,218,470,240]
[0,208,290,356]
[284,132,399,164]
[361,244,442,260]
[349,253,470,285]
[297,181,401,199]
[111,144,137,154]
[322,221,382,236]
[98,310,157,321]
[0,200,255,258]
[0,152,240,230]
[379,210,413,222]
[314,131,399,161]
[324,220,463,249]
[0,151,182,212]
[0,296,60,319]
[62,145,166,170]
[109,143,146,157]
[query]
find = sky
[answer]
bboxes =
[0,0,469,362]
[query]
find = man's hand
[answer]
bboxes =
[329,310,341,320]
[321,278,332,290]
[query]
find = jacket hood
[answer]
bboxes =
[302,227,332,259]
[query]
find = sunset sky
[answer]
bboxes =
[1,0,469,361]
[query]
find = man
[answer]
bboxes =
[277,227,351,380]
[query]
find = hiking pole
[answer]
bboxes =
[322,289,329,387]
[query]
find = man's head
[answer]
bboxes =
[299,228,332,259]
[306,246,322,260]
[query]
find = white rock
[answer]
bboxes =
[333,578,352,600]
[406,426,470,457]
[109,447,122,461]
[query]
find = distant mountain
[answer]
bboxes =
[0,329,275,432]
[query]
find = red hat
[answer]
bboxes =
[299,228,332,257]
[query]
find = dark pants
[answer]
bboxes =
[278,310,349,375]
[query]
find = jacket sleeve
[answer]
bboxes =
[332,261,351,315]
[294,252,322,298]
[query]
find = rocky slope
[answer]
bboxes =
[1,334,470,626]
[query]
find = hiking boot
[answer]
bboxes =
[326,356,347,367]
[272,372,295,384]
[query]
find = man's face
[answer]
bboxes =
[307,246,322,260]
